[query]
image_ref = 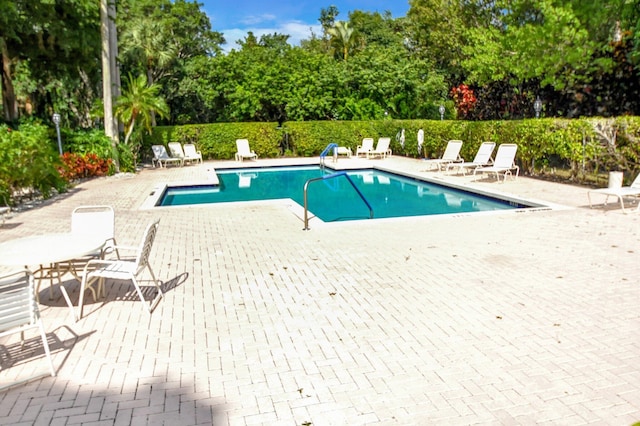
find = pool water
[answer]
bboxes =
[158,166,527,221]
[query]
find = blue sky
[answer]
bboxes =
[198,1,411,50]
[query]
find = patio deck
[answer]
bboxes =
[0,156,638,425]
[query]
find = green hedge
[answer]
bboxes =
[145,117,640,184]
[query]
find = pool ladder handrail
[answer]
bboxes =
[303,171,374,230]
[319,143,338,168]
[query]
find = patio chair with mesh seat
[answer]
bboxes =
[77,219,163,321]
[0,270,56,378]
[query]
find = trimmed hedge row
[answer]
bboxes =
[145,117,640,184]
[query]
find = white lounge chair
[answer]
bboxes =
[587,173,640,212]
[367,137,392,159]
[473,143,519,181]
[168,142,186,162]
[356,138,374,157]
[422,140,464,171]
[446,141,496,175]
[77,219,163,320]
[183,143,203,164]
[152,145,183,168]
[0,270,56,378]
[235,139,258,162]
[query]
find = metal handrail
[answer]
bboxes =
[303,172,373,230]
[319,143,338,167]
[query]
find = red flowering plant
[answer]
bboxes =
[58,152,113,182]
[450,84,477,119]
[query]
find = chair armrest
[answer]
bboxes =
[82,258,119,274]
[111,244,139,251]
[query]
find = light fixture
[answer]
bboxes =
[52,113,62,155]
[533,97,542,119]
[439,105,445,120]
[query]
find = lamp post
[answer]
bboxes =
[439,105,445,120]
[52,113,62,155]
[533,96,542,119]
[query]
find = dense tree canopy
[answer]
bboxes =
[1,0,639,128]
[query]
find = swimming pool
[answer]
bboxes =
[157,166,534,222]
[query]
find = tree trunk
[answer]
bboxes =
[0,38,19,123]
[146,64,157,127]
[123,119,136,146]
[101,0,120,171]
[108,1,122,133]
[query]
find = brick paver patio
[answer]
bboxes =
[0,156,638,425]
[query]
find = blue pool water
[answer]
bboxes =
[158,166,528,221]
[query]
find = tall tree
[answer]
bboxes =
[0,0,101,124]
[349,10,405,49]
[327,21,355,61]
[406,0,478,83]
[117,0,224,125]
[120,19,177,88]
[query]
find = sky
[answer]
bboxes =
[198,1,411,51]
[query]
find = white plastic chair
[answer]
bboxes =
[473,143,519,181]
[588,173,640,212]
[0,270,56,378]
[183,144,203,164]
[36,205,117,304]
[367,137,392,159]
[235,139,258,161]
[152,145,183,168]
[77,219,163,321]
[446,141,496,175]
[356,138,374,157]
[422,140,464,171]
[71,205,117,256]
[167,142,186,163]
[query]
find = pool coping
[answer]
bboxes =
[139,160,571,230]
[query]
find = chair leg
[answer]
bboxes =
[78,275,99,321]
[58,284,77,322]
[37,319,56,377]
[129,275,152,313]
[146,265,163,297]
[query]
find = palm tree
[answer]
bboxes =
[327,21,354,61]
[120,18,176,87]
[114,73,169,146]
[120,18,176,126]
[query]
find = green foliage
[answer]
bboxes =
[1,0,101,124]
[3,0,640,133]
[0,123,66,204]
[146,116,640,185]
[62,128,114,159]
[145,123,282,161]
[115,73,169,149]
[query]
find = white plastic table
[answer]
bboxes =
[0,233,105,266]
[0,233,106,318]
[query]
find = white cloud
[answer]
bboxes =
[240,13,277,25]
[220,21,322,52]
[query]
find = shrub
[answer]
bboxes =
[0,123,66,204]
[58,152,113,181]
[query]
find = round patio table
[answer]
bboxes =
[0,233,106,319]
[0,233,105,267]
